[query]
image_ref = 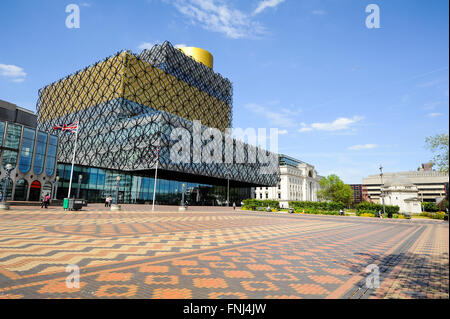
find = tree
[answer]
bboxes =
[317,174,354,206]
[425,133,449,173]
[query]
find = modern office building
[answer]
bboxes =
[0,100,59,201]
[349,184,368,204]
[253,154,321,208]
[363,164,449,203]
[36,42,279,205]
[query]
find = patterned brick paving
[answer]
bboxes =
[0,205,448,299]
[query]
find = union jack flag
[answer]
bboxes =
[53,122,78,133]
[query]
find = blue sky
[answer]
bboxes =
[0,0,448,183]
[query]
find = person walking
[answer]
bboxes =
[339,209,344,216]
[44,194,51,209]
[105,196,110,208]
[232,202,236,210]
[378,210,383,219]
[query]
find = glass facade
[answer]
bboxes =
[33,131,48,175]
[0,121,4,147]
[45,135,58,176]
[279,155,303,168]
[55,163,251,205]
[2,123,22,169]
[18,127,36,173]
[13,179,28,201]
[0,120,58,201]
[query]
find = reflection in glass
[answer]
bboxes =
[0,121,5,147]
[14,179,28,201]
[33,131,48,174]
[2,150,18,169]
[45,135,58,176]
[18,127,36,173]
[4,123,21,149]
[0,178,13,200]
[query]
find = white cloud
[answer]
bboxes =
[278,129,288,135]
[299,122,312,132]
[245,103,299,128]
[171,0,266,39]
[312,10,326,15]
[427,112,443,117]
[348,144,379,151]
[417,79,443,88]
[174,44,188,48]
[423,101,442,110]
[254,0,285,15]
[0,63,26,82]
[80,2,91,7]
[137,42,158,50]
[299,116,364,132]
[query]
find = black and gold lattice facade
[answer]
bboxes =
[36,41,279,189]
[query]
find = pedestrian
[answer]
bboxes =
[108,196,112,207]
[44,194,51,209]
[105,196,110,207]
[232,202,236,210]
[378,210,383,219]
[339,209,343,216]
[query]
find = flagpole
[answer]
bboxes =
[151,129,161,212]
[67,123,79,199]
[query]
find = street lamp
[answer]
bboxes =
[115,176,121,205]
[379,165,386,217]
[53,176,60,200]
[111,175,122,211]
[1,163,13,210]
[77,174,83,199]
[226,164,231,207]
[181,183,186,207]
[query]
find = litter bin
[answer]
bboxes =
[63,198,70,210]
[72,199,84,211]
[63,198,84,211]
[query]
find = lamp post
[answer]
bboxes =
[115,176,121,205]
[181,183,186,208]
[226,164,231,207]
[54,176,60,200]
[379,165,386,217]
[111,175,121,211]
[1,163,13,210]
[76,174,83,199]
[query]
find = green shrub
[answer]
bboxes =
[420,211,445,220]
[356,202,399,214]
[295,209,339,216]
[359,213,375,218]
[422,202,438,212]
[289,201,345,211]
[242,199,279,211]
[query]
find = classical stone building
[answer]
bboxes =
[382,176,422,215]
[363,165,448,203]
[253,154,322,208]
